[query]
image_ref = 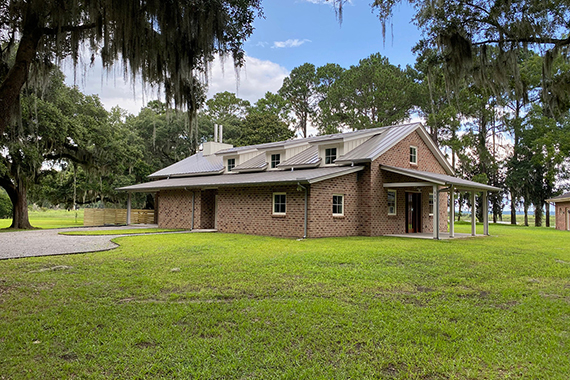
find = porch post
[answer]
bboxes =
[471,191,476,236]
[126,193,132,226]
[483,190,489,235]
[433,184,439,240]
[450,185,455,238]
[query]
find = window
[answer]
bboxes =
[429,193,434,215]
[273,193,286,215]
[409,146,418,164]
[332,194,344,216]
[227,158,235,172]
[325,148,337,165]
[387,190,397,215]
[271,154,281,169]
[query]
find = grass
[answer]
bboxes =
[60,228,185,236]
[0,209,84,230]
[1,223,569,378]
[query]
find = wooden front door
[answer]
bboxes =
[406,192,422,233]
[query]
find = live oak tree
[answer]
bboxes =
[0,0,262,135]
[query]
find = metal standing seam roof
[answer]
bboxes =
[118,166,365,192]
[335,123,418,163]
[546,192,570,203]
[213,124,416,155]
[381,165,503,192]
[277,146,321,169]
[231,153,268,172]
[148,152,224,179]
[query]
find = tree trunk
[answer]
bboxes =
[524,201,529,227]
[510,190,517,225]
[1,177,33,229]
[534,203,542,227]
[545,202,550,227]
[0,10,44,134]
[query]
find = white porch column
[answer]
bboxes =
[433,185,440,240]
[483,190,489,235]
[126,193,132,226]
[471,191,476,236]
[450,185,455,238]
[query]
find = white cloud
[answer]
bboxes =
[272,39,312,48]
[61,54,289,114]
[205,55,289,103]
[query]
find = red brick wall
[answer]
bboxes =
[308,172,360,238]
[359,129,450,235]
[555,202,570,231]
[216,185,305,238]
[158,189,200,229]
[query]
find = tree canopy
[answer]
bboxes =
[0,0,262,134]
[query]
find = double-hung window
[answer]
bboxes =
[325,148,337,165]
[387,190,397,215]
[227,158,236,172]
[409,146,418,165]
[273,193,286,215]
[271,154,281,169]
[332,194,344,216]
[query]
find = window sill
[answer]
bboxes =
[272,214,286,218]
[333,215,345,218]
[388,213,397,216]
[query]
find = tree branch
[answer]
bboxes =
[41,23,98,36]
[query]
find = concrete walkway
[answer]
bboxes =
[0,225,196,260]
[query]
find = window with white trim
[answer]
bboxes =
[271,154,281,169]
[227,158,236,172]
[410,146,418,164]
[273,193,286,215]
[325,148,337,165]
[387,190,397,215]
[429,193,434,215]
[332,194,344,216]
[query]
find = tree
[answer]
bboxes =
[204,91,250,144]
[314,63,346,134]
[324,54,417,130]
[236,113,294,147]
[249,92,293,126]
[0,70,139,228]
[279,63,318,138]
[0,0,262,134]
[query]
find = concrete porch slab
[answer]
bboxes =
[384,232,486,240]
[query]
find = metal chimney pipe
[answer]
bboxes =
[214,123,218,142]
[219,124,223,143]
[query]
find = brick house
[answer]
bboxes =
[546,193,570,231]
[119,123,500,239]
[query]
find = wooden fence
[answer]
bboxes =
[84,209,155,226]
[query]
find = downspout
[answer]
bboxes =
[297,182,308,239]
[191,191,195,230]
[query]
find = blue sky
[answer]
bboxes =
[65,0,422,114]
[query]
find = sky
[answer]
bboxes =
[63,0,422,115]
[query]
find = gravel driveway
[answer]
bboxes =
[0,225,174,260]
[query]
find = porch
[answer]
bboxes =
[382,165,502,240]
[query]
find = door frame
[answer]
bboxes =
[405,192,422,233]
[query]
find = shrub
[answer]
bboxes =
[0,189,12,219]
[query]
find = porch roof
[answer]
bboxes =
[118,166,364,193]
[381,165,502,192]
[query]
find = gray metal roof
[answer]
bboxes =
[381,165,502,192]
[148,152,224,179]
[546,192,570,203]
[214,124,418,155]
[336,123,419,163]
[118,166,365,192]
[278,146,321,169]
[232,153,268,172]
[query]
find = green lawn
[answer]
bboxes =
[1,223,569,379]
[0,209,84,230]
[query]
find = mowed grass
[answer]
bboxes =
[0,209,84,230]
[1,223,569,379]
[59,228,184,236]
